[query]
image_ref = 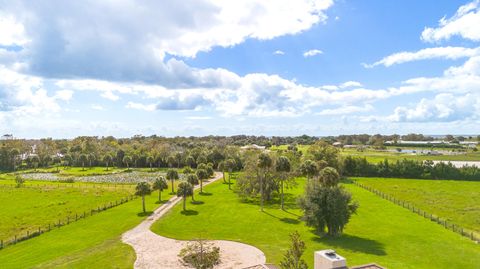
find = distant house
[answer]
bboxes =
[332,142,343,147]
[1,134,14,140]
[240,144,266,150]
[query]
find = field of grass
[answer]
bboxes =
[0,190,174,268]
[151,176,480,268]
[0,184,132,241]
[352,177,480,235]
[271,144,480,163]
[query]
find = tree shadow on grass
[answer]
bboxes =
[155,200,169,205]
[199,192,212,196]
[312,233,386,256]
[191,200,204,205]
[181,210,199,216]
[137,211,154,217]
[280,217,300,225]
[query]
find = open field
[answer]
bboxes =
[0,191,173,268]
[0,184,132,241]
[271,145,480,163]
[352,177,480,236]
[151,176,480,268]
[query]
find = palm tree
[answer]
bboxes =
[43,155,52,168]
[186,155,195,168]
[318,167,340,187]
[79,154,88,171]
[152,176,168,202]
[177,181,193,211]
[186,174,199,201]
[31,155,40,171]
[10,148,19,171]
[174,152,183,168]
[146,155,154,171]
[132,153,139,168]
[53,156,61,172]
[166,169,179,194]
[123,155,132,170]
[218,161,226,183]
[300,160,318,182]
[225,158,236,190]
[276,156,291,210]
[257,152,272,212]
[135,182,152,213]
[196,169,208,194]
[103,154,112,171]
[196,155,207,166]
[88,153,96,168]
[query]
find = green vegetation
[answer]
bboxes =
[0,185,131,241]
[152,177,480,268]
[0,192,173,268]
[352,177,480,236]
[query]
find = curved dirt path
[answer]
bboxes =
[122,172,266,269]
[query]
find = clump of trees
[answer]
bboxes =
[343,157,480,181]
[179,240,220,269]
[298,167,358,236]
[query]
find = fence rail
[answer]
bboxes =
[0,194,136,250]
[352,180,479,243]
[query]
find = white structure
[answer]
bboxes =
[314,250,347,269]
[240,144,266,150]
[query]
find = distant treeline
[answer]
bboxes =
[343,157,480,181]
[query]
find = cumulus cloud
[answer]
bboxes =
[388,93,479,122]
[303,49,323,57]
[0,0,333,83]
[422,0,480,42]
[364,46,480,68]
[0,13,28,46]
[316,104,374,116]
[126,102,156,111]
[273,50,285,55]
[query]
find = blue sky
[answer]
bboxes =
[0,0,479,138]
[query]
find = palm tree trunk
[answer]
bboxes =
[260,172,264,212]
[158,190,162,202]
[228,170,232,190]
[222,171,226,183]
[192,191,195,201]
[142,195,146,213]
[183,196,186,211]
[150,163,152,171]
[281,178,284,210]
[171,180,174,193]
[200,180,203,193]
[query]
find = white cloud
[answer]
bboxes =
[273,50,285,55]
[185,116,212,120]
[303,49,323,57]
[91,104,105,111]
[0,0,333,83]
[364,46,480,68]
[316,104,374,116]
[54,90,73,101]
[0,14,28,46]
[126,102,156,111]
[340,81,362,88]
[388,93,479,122]
[422,0,480,42]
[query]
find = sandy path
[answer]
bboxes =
[122,172,266,269]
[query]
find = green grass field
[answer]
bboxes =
[352,177,480,236]
[271,144,480,163]
[0,184,132,241]
[151,177,480,268]
[0,190,174,268]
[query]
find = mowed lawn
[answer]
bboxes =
[0,184,132,241]
[353,177,480,235]
[0,189,175,268]
[151,177,480,269]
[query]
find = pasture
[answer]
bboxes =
[151,176,479,268]
[352,177,480,236]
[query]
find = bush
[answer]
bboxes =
[179,240,220,269]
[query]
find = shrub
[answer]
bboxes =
[178,240,220,269]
